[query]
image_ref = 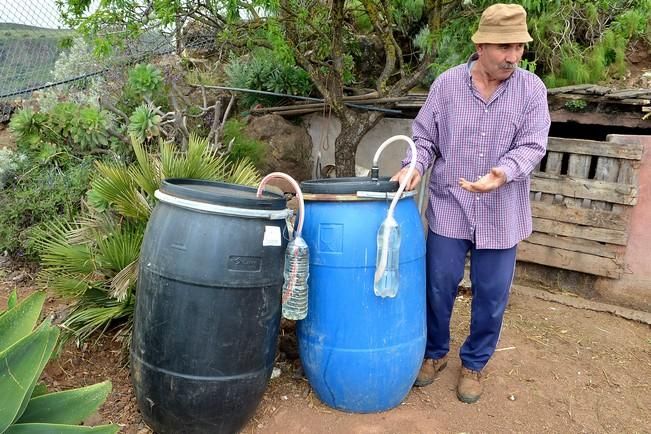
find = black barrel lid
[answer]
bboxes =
[159,179,286,210]
[300,177,398,195]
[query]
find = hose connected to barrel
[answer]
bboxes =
[371,135,418,294]
[257,173,309,319]
[257,172,305,237]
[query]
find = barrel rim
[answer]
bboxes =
[160,178,286,210]
[300,177,398,194]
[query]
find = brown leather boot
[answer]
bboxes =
[456,367,482,403]
[413,355,448,387]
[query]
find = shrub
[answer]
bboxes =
[0,153,94,258]
[225,50,313,108]
[222,118,267,169]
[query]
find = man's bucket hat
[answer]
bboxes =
[471,3,533,44]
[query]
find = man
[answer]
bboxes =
[392,3,550,404]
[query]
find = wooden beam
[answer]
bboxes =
[530,202,628,230]
[532,218,628,245]
[517,241,622,278]
[547,84,594,95]
[531,174,637,205]
[550,111,651,129]
[526,232,623,258]
[547,137,644,160]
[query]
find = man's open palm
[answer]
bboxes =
[459,167,507,193]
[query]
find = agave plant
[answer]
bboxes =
[0,291,117,433]
[33,134,261,343]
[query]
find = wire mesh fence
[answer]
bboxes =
[0,0,208,122]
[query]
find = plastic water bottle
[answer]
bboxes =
[282,236,309,320]
[374,216,400,298]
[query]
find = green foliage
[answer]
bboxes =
[222,119,267,168]
[0,291,117,433]
[128,104,162,141]
[34,135,261,343]
[127,64,164,99]
[120,64,168,115]
[564,99,588,112]
[225,50,313,108]
[0,153,94,258]
[10,104,115,156]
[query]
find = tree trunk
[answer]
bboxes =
[334,109,383,177]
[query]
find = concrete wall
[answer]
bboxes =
[304,114,412,177]
[302,114,651,312]
[593,134,651,311]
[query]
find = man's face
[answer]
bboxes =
[476,43,525,80]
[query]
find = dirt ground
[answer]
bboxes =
[1,260,649,434]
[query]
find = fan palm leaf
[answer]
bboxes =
[91,162,151,221]
[227,158,261,186]
[129,136,160,197]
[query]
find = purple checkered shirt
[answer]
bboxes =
[404,54,550,249]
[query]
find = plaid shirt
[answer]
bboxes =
[405,54,550,249]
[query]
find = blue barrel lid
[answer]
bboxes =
[300,177,398,195]
[159,179,286,210]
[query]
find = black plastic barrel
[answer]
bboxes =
[131,179,290,434]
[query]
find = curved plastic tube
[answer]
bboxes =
[256,172,305,237]
[372,134,418,219]
[373,135,418,287]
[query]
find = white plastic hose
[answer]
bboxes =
[373,135,418,284]
[256,172,305,237]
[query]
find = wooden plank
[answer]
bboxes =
[612,160,638,215]
[592,157,620,210]
[547,84,594,95]
[517,242,622,278]
[566,153,592,208]
[532,217,628,245]
[546,137,644,160]
[526,232,622,258]
[606,89,651,99]
[530,174,637,205]
[540,151,563,204]
[530,201,628,230]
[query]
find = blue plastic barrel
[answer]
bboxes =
[297,177,426,413]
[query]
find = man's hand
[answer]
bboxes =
[390,167,422,191]
[459,167,507,193]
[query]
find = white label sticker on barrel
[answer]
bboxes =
[263,226,282,246]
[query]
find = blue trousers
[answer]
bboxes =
[425,231,517,371]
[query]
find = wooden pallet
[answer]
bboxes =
[520,137,643,278]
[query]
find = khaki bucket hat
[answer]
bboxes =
[471,3,533,44]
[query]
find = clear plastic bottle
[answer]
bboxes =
[282,236,309,320]
[374,216,400,298]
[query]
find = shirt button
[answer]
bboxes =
[484,109,488,113]
[479,153,484,157]
[476,196,480,201]
[481,132,486,137]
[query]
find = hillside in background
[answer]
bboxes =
[0,24,71,97]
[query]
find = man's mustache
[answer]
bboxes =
[500,63,517,70]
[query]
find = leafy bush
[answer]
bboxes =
[225,50,313,108]
[0,147,23,188]
[0,153,93,258]
[120,64,168,113]
[34,135,261,343]
[0,291,117,433]
[9,103,118,156]
[222,118,267,168]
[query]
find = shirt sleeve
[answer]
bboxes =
[497,82,551,183]
[402,82,440,175]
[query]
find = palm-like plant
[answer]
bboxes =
[33,134,261,344]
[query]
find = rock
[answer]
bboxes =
[244,114,314,185]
